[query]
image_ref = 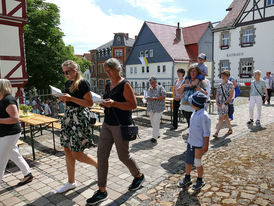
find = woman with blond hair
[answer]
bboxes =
[0,79,33,185]
[56,60,97,193]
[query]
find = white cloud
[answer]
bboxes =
[46,0,143,54]
[126,0,185,21]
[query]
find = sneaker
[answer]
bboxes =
[150,138,157,143]
[17,173,33,186]
[256,120,261,126]
[192,180,205,191]
[177,177,192,188]
[247,119,254,124]
[86,190,108,205]
[128,174,145,191]
[56,182,77,193]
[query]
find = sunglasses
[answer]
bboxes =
[63,70,71,75]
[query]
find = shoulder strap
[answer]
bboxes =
[220,84,227,100]
[253,81,263,97]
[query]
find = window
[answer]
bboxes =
[145,50,149,57]
[99,80,104,90]
[240,26,255,47]
[267,0,274,6]
[146,66,149,73]
[130,82,133,87]
[219,60,231,75]
[221,32,230,49]
[115,49,123,57]
[163,82,166,88]
[142,66,145,73]
[140,51,144,57]
[150,49,153,57]
[134,67,137,74]
[130,67,133,74]
[163,65,166,73]
[157,66,160,73]
[239,58,254,78]
[106,79,111,85]
[142,82,145,88]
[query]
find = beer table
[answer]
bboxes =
[19,111,59,160]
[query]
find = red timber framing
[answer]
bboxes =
[0,0,28,102]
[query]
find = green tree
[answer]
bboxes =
[24,0,90,91]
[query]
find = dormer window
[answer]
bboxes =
[149,49,153,57]
[140,51,144,57]
[220,31,230,49]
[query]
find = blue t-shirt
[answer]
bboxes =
[197,63,208,76]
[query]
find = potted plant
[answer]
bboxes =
[19,104,32,115]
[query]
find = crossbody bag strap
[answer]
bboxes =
[253,82,263,97]
[220,84,227,101]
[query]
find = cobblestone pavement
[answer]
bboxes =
[0,97,274,206]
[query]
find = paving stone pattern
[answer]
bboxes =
[0,97,274,206]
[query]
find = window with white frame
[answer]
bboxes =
[115,49,123,57]
[134,67,137,74]
[267,0,274,6]
[221,32,230,49]
[146,66,149,73]
[99,80,104,90]
[163,82,166,88]
[163,65,166,73]
[150,49,153,57]
[145,50,149,57]
[130,82,133,87]
[130,67,133,74]
[157,66,160,73]
[140,51,144,57]
[142,82,145,88]
[240,26,256,47]
[142,66,145,73]
[239,58,254,78]
[135,82,138,88]
[219,60,231,75]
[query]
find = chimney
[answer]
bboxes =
[125,33,129,39]
[135,35,138,40]
[176,22,181,41]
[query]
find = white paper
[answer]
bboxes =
[49,85,64,97]
[91,91,105,103]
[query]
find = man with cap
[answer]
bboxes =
[177,91,211,190]
[197,53,208,77]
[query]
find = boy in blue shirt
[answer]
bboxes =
[177,92,211,190]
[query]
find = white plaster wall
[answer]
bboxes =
[0,25,20,56]
[213,20,274,84]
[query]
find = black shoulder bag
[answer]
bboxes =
[220,84,234,117]
[253,82,265,102]
[106,82,139,141]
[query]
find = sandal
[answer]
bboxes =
[226,129,233,135]
[213,133,218,138]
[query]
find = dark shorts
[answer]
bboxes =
[185,143,202,165]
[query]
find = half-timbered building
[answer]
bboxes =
[0,0,27,101]
[213,0,274,85]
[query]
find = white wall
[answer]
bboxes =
[126,62,173,88]
[213,20,274,85]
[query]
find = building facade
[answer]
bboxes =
[213,0,274,85]
[126,21,213,92]
[0,0,28,101]
[89,33,135,92]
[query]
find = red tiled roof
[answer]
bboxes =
[182,22,211,45]
[75,54,82,58]
[83,53,91,61]
[145,21,190,61]
[214,0,248,30]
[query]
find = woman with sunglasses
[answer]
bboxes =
[56,60,97,193]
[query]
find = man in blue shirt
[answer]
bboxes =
[177,92,211,190]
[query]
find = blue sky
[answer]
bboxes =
[47,0,232,54]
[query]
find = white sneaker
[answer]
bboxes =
[56,182,77,193]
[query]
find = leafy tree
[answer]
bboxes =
[24,0,90,91]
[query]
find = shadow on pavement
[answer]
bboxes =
[247,124,267,133]
[31,181,97,206]
[130,139,157,153]
[161,152,186,174]
[175,187,201,206]
[100,190,137,206]
[162,127,188,139]
[210,136,232,149]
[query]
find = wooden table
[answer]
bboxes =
[19,111,59,160]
